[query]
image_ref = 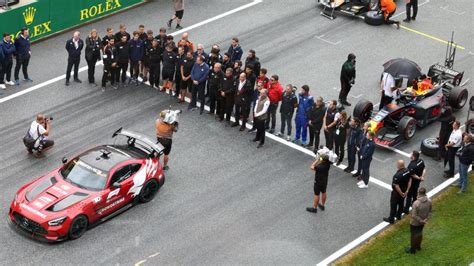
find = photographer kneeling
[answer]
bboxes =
[24,114,54,156]
[156,110,180,171]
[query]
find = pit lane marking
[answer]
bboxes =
[134,259,147,266]
[314,34,341,45]
[399,25,466,50]
[392,0,430,19]
[0,0,263,104]
[440,5,465,16]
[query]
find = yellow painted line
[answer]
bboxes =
[400,25,465,50]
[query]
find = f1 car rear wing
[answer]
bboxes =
[112,128,164,157]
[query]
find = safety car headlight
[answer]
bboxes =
[48,216,67,226]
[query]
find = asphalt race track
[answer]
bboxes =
[0,0,473,265]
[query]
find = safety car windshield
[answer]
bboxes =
[60,159,108,191]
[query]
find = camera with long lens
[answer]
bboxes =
[45,117,53,122]
[160,109,181,125]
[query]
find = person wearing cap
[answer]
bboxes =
[1,33,16,88]
[14,27,32,85]
[156,111,178,171]
[339,53,356,106]
[307,153,331,214]
[65,31,84,86]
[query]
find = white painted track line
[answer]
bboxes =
[0,0,263,104]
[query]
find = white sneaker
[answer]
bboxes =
[357,180,364,186]
[358,184,368,189]
[0,84,6,89]
[7,81,15,86]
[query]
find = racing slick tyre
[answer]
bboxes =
[68,215,88,240]
[353,99,373,122]
[139,179,160,203]
[466,119,474,135]
[398,116,417,140]
[420,137,438,157]
[364,11,385,26]
[448,86,468,109]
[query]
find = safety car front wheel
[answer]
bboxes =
[68,215,88,240]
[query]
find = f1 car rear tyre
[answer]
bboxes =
[353,99,373,122]
[364,11,385,26]
[139,179,159,203]
[398,116,417,140]
[69,215,88,240]
[466,119,474,135]
[448,86,468,109]
[420,137,438,157]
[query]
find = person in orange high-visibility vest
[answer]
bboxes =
[381,0,400,29]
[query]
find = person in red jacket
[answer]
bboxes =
[265,74,283,133]
[381,0,400,29]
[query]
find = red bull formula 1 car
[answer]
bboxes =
[353,63,468,147]
[9,129,165,241]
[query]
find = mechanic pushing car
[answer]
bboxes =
[156,109,181,170]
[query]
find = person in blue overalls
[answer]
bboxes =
[293,85,314,145]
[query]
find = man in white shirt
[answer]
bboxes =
[444,121,462,178]
[252,89,270,148]
[380,72,397,109]
[28,114,54,155]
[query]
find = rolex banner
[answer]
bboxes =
[0,0,144,42]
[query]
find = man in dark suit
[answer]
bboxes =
[357,131,375,189]
[231,72,252,131]
[65,31,84,86]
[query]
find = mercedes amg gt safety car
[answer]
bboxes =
[353,63,468,147]
[9,129,165,241]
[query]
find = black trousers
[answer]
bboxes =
[130,60,140,79]
[224,95,234,121]
[216,92,225,118]
[339,80,351,102]
[360,158,372,185]
[334,136,345,162]
[149,63,160,87]
[444,147,459,176]
[308,125,321,149]
[385,10,398,25]
[190,83,206,112]
[66,57,80,81]
[86,57,99,83]
[14,54,30,80]
[265,102,279,130]
[324,129,335,150]
[280,112,294,135]
[347,144,357,170]
[116,62,128,83]
[406,0,418,20]
[0,60,13,83]
[208,89,218,113]
[234,102,250,125]
[102,66,116,87]
[389,191,404,221]
[404,182,419,213]
[255,118,266,144]
[410,224,424,251]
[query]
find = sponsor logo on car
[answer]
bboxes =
[97,197,124,215]
[20,203,47,219]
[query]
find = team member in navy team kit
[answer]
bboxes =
[65,31,84,86]
[344,117,362,173]
[0,38,4,90]
[14,27,33,85]
[404,151,425,214]
[384,160,412,224]
[357,131,375,189]
[0,33,16,89]
[161,44,179,93]
[293,85,314,145]
[353,122,370,178]
[129,31,144,86]
[85,29,101,86]
[227,37,243,63]
[179,50,194,102]
[276,84,298,141]
[188,55,210,114]
[146,39,162,90]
